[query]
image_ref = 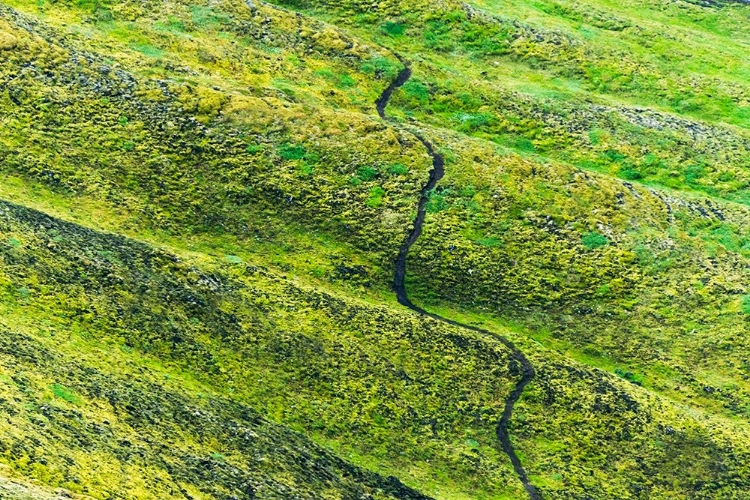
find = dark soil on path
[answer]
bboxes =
[378,58,542,500]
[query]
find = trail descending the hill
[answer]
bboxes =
[378,60,542,500]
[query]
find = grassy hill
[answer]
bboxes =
[1,0,750,498]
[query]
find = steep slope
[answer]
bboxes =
[0,199,519,498]
[1,0,750,498]
[2,194,750,499]
[0,1,425,275]
[379,59,539,498]
[2,191,750,499]
[0,327,430,500]
[265,0,750,423]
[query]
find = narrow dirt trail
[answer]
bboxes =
[378,60,542,500]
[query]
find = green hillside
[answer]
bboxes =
[0,0,749,498]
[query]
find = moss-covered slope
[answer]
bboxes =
[2,191,750,498]
[1,0,750,498]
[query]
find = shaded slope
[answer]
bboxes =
[0,199,523,498]
[3,198,750,498]
[0,328,432,500]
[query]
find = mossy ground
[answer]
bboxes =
[1,0,750,498]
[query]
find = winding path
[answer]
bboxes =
[377,60,542,500]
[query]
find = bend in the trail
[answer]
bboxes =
[377,57,542,500]
[375,56,412,119]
